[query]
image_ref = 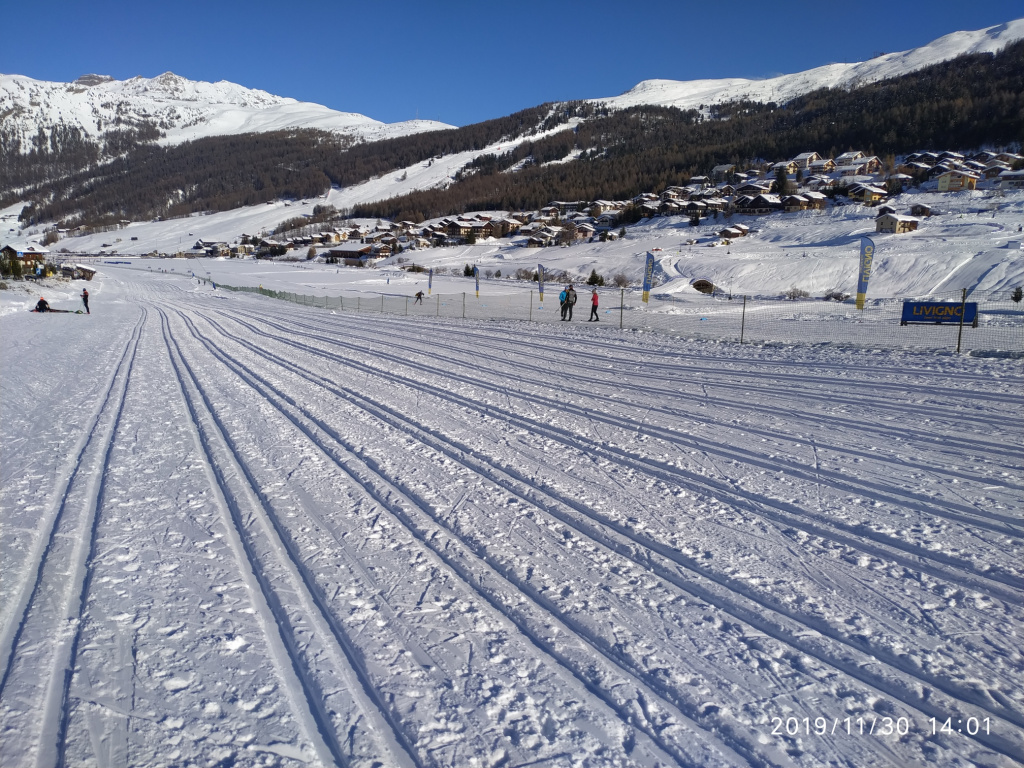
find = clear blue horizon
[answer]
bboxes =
[3,1,1022,127]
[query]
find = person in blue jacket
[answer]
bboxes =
[562,285,577,320]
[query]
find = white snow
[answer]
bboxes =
[1,208,1022,767]
[595,19,1024,112]
[3,19,1024,767]
[35,187,1024,303]
[0,71,452,150]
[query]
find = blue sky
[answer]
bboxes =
[4,1,1021,127]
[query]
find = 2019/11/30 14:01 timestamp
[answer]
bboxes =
[769,716,992,737]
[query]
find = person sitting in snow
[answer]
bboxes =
[35,297,50,313]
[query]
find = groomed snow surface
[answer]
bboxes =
[1,265,1021,768]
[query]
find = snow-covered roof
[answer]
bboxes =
[2,242,49,255]
[878,213,920,223]
[938,169,980,179]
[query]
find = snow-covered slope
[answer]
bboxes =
[1,264,1021,768]
[596,18,1024,111]
[0,71,453,149]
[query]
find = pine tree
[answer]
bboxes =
[774,166,790,196]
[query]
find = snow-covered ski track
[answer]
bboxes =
[2,277,1021,768]
[180,300,1023,761]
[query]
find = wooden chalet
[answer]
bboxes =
[791,152,821,169]
[835,150,865,165]
[984,163,1012,179]
[848,184,887,204]
[325,245,374,266]
[808,158,836,174]
[735,194,782,215]
[936,170,979,192]
[712,163,736,181]
[998,170,1024,190]
[1,242,49,267]
[552,201,585,216]
[782,195,809,212]
[803,191,828,209]
[875,214,919,234]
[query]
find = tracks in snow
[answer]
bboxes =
[173,301,1023,764]
[0,309,146,767]
[156,307,421,768]
[218,305,1024,591]
[156,307,743,768]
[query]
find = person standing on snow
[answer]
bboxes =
[559,286,569,320]
[589,289,599,321]
[81,288,90,314]
[414,291,424,304]
[564,285,577,321]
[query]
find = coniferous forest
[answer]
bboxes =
[6,40,1023,230]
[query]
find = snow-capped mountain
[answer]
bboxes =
[0,70,453,150]
[595,18,1024,111]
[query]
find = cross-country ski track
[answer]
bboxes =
[1,270,1021,768]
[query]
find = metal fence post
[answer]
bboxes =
[530,291,533,322]
[463,292,466,319]
[436,294,440,317]
[956,287,967,354]
[381,294,384,313]
[740,295,747,343]
[405,297,409,316]
[620,289,624,330]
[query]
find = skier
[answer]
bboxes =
[35,297,50,313]
[559,286,568,320]
[414,291,425,304]
[564,285,577,321]
[589,289,599,321]
[81,288,90,314]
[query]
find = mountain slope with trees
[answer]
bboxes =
[7,40,1023,230]
[353,41,1024,222]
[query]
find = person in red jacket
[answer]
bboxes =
[81,288,90,314]
[588,289,599,321]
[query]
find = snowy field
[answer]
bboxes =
[1,264,1022,768]
[29,184,1024,357]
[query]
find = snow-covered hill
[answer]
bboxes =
[596,18,1024,111]
[0,70,453,150]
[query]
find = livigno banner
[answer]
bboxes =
[642,252,655,304]
[856,237,875,310]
